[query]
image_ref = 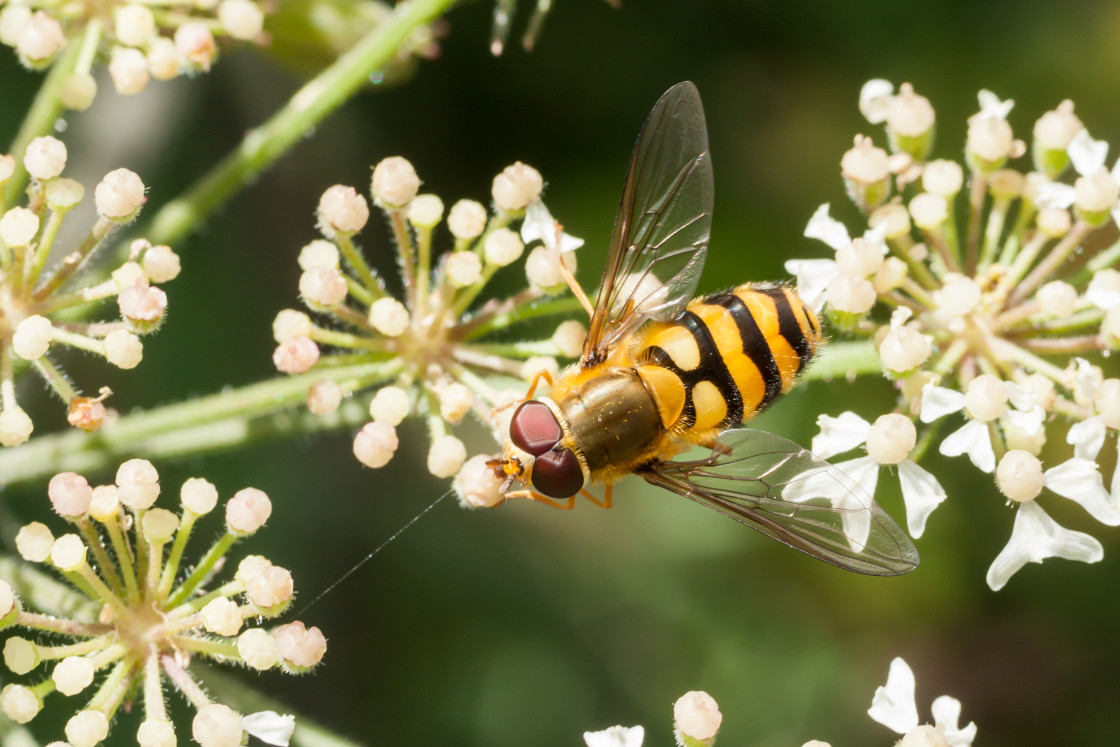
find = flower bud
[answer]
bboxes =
[24,135,67,180]
[371,156,420,207]
[866,413,916,465]
[841,135,891,210]
[226,488,272,534]
[353,421,398,468]
[448,199,487,239]
[427,434,467,478]
[454,455,504,509]
[369,386,410,425]
[408,193,444,228]
[317,184,369,234]
[996,450,1044,502]
[492,162,543,211]
[272,336,320,374]
[95,168,146,219]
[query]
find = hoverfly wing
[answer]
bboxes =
[640,429,920,576]
[583,81,714,366]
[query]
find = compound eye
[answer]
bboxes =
[530,448,585,499]
[509,401,563,456]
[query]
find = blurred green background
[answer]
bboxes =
[3,0,1120,744]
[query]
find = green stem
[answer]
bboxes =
[141,0,459,249]
[461,293,582,339]
[800,340,882,381]
[2,41,83,209]
[0,363,392,486]
[167,532,237,607]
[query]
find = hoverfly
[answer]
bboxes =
[492,82,918,576]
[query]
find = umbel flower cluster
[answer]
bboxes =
[0,460,326,747]
[0,0,266,104]
[1,136,179,447]
[787,80,1120,589]
[272,156,582,498]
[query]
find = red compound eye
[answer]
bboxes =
[531,448,585,498]
[509,401,563,456]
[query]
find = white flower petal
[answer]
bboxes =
[1003,381,1038,412]
[1002,406,1043,437]
[583,725,645,747]
[861,219,890,250]
[520,200,584,252]
[1033,181,1077,210]
[898,460,947,539]
[985,501,1103,591]
[977,90,1014,120]
[812,411,872,459]
[785,258,838,313]
[868,657,919,734]
[1074,357,1101,400]
[939,420,996,473]
[804,203,852,250]
[1067,416,1107,461]
[1044,457,1120,526]
[859,79,895,124]
[241,711,295,747]
[920,384,966,423]
[1087,273,1120,310]
[1068,128,1108,176]
[931,695,977,747]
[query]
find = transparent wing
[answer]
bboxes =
[641,429,920,576]
[582,81,714,365]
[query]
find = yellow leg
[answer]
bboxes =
[523,368,555,400]
[554,222,596,318]
[580,484,612,508]
[506,489,575,510]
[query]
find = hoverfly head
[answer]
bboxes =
[504,400,584,499]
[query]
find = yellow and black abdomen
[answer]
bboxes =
[634,284,822,439]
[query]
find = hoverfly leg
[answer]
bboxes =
[523,367,556,400]
[507,488,576,510]
[580,484,612,509]
[553,221,596,318]
[488,368,557,422]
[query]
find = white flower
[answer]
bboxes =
[241,711,295,746]
[920,382,1042,474]
[986,500,1103,591]
[859,79,896,124]
[1035,129,1120,225]
[975,89,1014,121]
[583,725,644,747]
[792,204,887,312]
[810,412,946,538]
[520,200,584,253]
[868,657,977,747]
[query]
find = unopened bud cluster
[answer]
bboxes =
[0,0,267,102]
[0,461,324,746]
[0,138,179,447]
[272,156,584,497]
[792,80,1120,589]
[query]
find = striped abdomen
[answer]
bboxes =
[634,284,822,437]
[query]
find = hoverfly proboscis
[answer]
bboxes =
[490,82,919,576]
